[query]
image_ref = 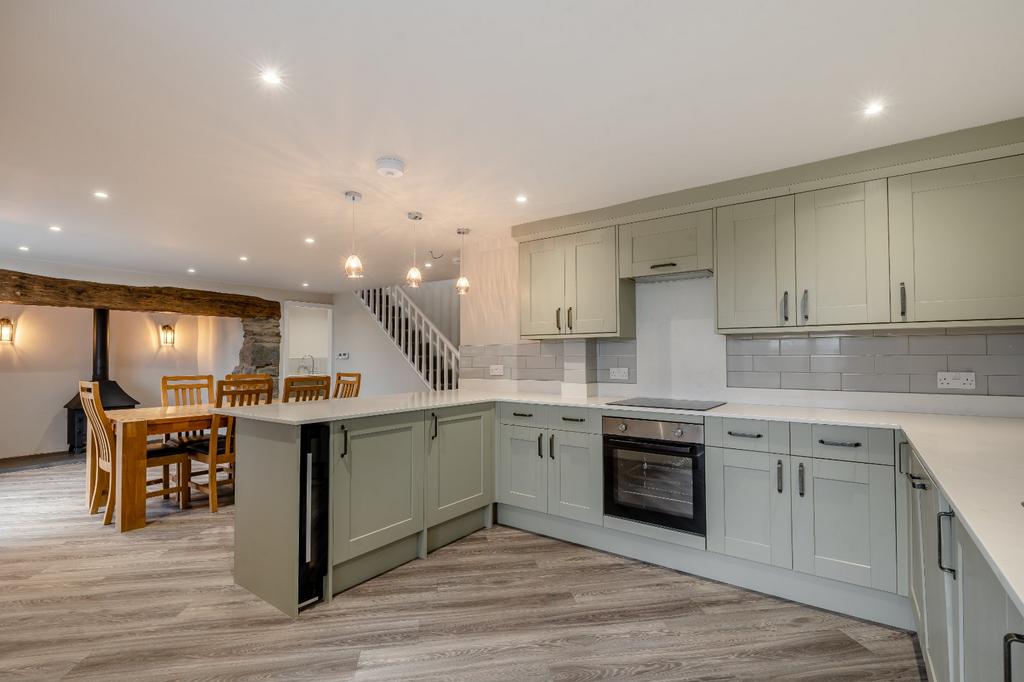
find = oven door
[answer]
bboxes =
[603,435,706,536]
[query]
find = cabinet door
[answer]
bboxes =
[952,517,1007,682]
[920,472,953,682]
[425,405,495,528]
[519,237,565,336]
[795,180,890,325]
[792,458,896,592]
[333,412,425,563]
[716,196,796,329]
[1009,602,1024,682]
[562,226,618,335]
[706,448,791,568]
[908,454,929,639]
[890,155,1024,322]
[618,210,713,278]
[497,424,548,513]
[547,430,602,525]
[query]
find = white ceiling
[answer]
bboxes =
[2,0,1023,293]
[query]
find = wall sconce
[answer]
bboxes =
[159,324,175,346]
[0,318,14,344]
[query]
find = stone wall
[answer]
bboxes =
[232,317,282,387]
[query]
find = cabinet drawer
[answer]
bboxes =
[707,417,789,453]
[618,210,713,279]
[548,406,598,433]
[791,423,894,466]
[499,403,548,427]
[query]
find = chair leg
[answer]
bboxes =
[102,471,116,526]
[180,460,191,510]
[209,464,219,513]
[89,469,107,515]
[162,465,170,500]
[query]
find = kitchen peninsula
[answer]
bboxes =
[220,386,1024,675]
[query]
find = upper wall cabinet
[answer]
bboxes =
[889,155,1024,323]
[795,180,890,326]
[618,210,713,279]
[519,226,635,339]
[715,196,796,329]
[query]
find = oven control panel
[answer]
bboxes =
[602,416,704,444]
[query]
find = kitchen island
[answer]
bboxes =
[220,387,1024,661]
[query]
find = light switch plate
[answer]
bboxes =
[488,364,505,377]
[609,367,629,381]
[937,371,976,390]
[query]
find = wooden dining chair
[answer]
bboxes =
[333,372,362,398]
[186,377,273,512]
[80,381,191,525]
[159,375,215,496]
[282,375,330,402]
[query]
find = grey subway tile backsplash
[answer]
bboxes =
[726,328,1024,396]
[459,338,636,385]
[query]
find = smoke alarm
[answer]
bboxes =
[376,157,406,178]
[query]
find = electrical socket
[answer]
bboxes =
[937,371,976,390]
[609,367,630,381]
[337,352,350,360]
[488,364,505,377]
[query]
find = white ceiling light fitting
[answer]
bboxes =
[49,225,62,232]
[343,190,364,279]
[260,68,283,86]
[864,100,885,116]
[455,228,470,295]
[376,156,406,178]
[515,194,528,203]
[93,190,109,200]
[405,211,423,288]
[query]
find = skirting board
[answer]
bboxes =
[497,503,915,630]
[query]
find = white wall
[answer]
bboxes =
[332,293,427,396]
[402,280,460,347]
[601,278,1024,418]
[0,305,244,459]
[459,235,519,346]
[196,316,243,379]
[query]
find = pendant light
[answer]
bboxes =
[455,227,470,295]
[343,190,364,278]
[405,212,423,288]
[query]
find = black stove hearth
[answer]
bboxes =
[64,308,139,453]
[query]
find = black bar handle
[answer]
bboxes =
[431,412,438,440]
[549,434,555,459]
[900,282,908,318]
[937,511,957,579]
[512,412,534,418]
[567,306,573,331]
[649,262,678,269]
[819,439,862,448]
[912,481,929,490]
[555,307,561,331]
[536,433,543,458]
[782,290,790,322]
[1005,633,1024,682]
[339,426,349,458]
[727,431,763,439]
[561,416,586,423]
[776,460,783,493]
[798,462,805,497]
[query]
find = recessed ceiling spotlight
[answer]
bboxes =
[864,100,885,116]
[18,245,29,251]
[49,225,62,232]
[93,190,109,199]
[187,267,196,273]
[376,156,406,178]
[515,194,528,203]
[239,255,248,261]
[424,262,432,268]
[260,68,283,86]
[302,282,310,288]
[304,237,315,244]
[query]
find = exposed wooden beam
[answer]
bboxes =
[0,269,281,319]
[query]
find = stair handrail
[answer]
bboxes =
[354,286,460,390]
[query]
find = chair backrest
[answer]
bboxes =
[161,374,214,407]
[334,372,362,399]
[79,381,114,468]
[216,377,274,408]
[283,375,330,403]
[225,373,272,383]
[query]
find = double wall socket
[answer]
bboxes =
[937,371,976,390]
[609,367,630,381]
[488,365,505,377]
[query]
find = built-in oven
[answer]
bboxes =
[602,416,706,537]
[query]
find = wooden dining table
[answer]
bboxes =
[87,404,215,532]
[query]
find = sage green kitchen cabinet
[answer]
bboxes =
[715,196,796,329]
[498,424,548,513]
[794,180,890,325]
[889,154,1024,323]
[791,457,897,592]
[424,405,494,528]
[332,412,425,564]
[547,430,603,525]
[1009,603,1024,682]
[519,226,635,339]
[705,447,792,569]
[618,210,713,279]
[519,237,565,336]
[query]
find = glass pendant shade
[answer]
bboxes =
[344,254,364,278]
[405,266,422,288]
[455,275,470,295]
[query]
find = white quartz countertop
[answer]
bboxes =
[218,388,1024,615]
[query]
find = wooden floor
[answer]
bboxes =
[0,461,926,681]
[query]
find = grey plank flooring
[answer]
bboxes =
[0,462,926,681]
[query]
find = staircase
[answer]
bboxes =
[356,286,460,390]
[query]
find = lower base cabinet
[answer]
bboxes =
[425,405,495,528]
[498,423,602,525]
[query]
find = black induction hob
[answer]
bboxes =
[605,397,726,411]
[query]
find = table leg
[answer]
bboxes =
[116,420,149,532]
